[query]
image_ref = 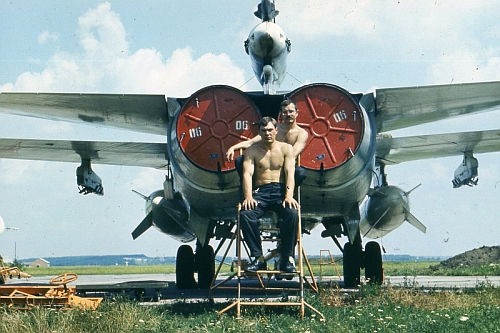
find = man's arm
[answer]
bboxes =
[282,143,299,209]
[226,135,262,162]
[241,151,258,210]
[292,128,309,159]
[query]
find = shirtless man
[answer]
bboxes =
[239,117,299,273]
[226,99,308,162]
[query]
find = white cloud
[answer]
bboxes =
[0,160,46,185]
[77,2,128,58]
[128,169,166,194]
[38,31,59,44]
[0,83,13,92]
[279,0,500,85]
[279,0,377,39]
[8,2,248,96]
[107,47,247,96]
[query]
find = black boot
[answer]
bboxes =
[279,257,296,273]
[245,258,267,272]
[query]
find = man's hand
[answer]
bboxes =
[226,147,235,162]
[242,198,258,210]
[282,197,299,210]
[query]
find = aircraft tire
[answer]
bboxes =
[176,245,197,289]
[196,245,215,289]
[364,241,383,285]
[343,242,361,288]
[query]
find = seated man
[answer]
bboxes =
[226,99,308,185]
[240,117,299,273]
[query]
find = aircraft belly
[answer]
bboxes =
[178,181,239,220]
[300,166,372,217]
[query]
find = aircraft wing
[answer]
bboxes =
[376,129,500,165]
[375,81,500,132]
[0,93,168,136]
[0,138,169,169]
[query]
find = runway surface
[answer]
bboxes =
[19,273,500,287]
[17,273,500,287]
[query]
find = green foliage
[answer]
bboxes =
[9,258,25,270]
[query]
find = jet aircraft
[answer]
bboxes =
[0,0,500,288]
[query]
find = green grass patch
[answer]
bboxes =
[1,284,499,332]
[21,259,500,278]
[23,265,177,277]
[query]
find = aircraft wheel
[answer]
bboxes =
[196,245,215,289]
[343,242,361,288]
[176,245,196,289]
[364,241,383,285]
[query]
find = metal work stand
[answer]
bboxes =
[213,189,325,320]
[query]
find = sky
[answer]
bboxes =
[0,0,499,261]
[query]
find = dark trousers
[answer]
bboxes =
[240,183,298,259]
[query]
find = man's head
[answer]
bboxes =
[280,99,298,125]
[258,117,278,143]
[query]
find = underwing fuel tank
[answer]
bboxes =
[289,83,375,217]
[131,190,195,243]
[168,86,261,241]
[359,185,427,239]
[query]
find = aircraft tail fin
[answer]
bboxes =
[254,0,279,22]
[406,211,427,234]
[131,212,153,240]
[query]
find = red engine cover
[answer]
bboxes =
[176,86,261,172]
[289,84,364,170]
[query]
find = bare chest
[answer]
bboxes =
[277,129,298,145]
[256,148,284,171]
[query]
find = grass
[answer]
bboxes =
[0,284,499,332]
[2,261,498,332]
[21,259,500,278]
[1,260,499,332]
[22,264,177,277]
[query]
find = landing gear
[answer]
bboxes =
[364,241,383,284]
[324,217,383,287]
[343,241,362,288]
[195,244,215,289]
[175,243,215,289]
[176,245,196,289]
[342,240,383,287]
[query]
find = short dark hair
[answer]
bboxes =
[280,99,297,111]
[258,116,278,129]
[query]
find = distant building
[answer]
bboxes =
[30,258,50,268]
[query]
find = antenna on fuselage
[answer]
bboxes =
[132,190,149,201]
